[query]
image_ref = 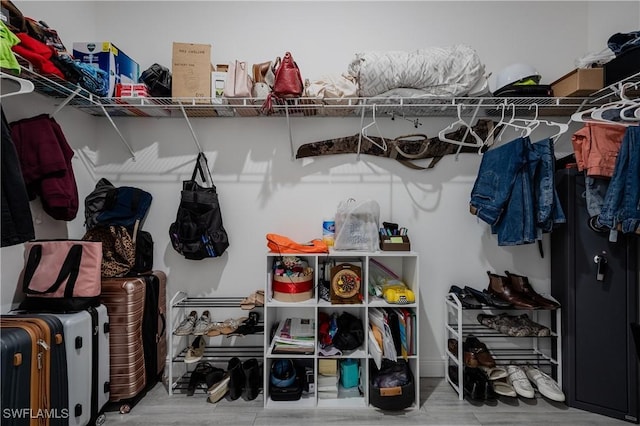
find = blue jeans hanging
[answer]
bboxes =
[597,126,640,237]
[470,137,564,246]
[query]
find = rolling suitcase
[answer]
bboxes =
[42,305,110,426]
[0,327,37,426]
[100,275,147,413]
[0,315,68,426]
[99,270,167,414]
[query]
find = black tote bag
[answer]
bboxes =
[169,153,229,260]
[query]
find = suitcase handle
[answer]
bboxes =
[158,312,166,340]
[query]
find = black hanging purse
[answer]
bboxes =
[169,153,229,260]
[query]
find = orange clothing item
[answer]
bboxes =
[266,233,329,253]
[571,123,626,177]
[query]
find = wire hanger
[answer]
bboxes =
[360,104,387,152]
[0,71,34,99]
[437,104,484,148]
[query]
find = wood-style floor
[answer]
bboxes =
[102,378,629,425]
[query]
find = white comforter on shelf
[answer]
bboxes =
[348,44,488,97]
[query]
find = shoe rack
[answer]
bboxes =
[264,250,420,410]
[444,292,562,401]
[168,292,264,397]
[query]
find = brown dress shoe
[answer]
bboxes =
[464,336,496,368]
[505,271,560,310]
[448,338,478,368]
[487,271,538,309]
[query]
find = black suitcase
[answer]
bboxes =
[0,327,33,426]
[0,315,69,426]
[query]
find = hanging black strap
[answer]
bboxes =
[22,243,83,298]
[190,152,215,189]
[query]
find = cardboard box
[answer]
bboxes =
[73,42,140,97]
[551,68,603,97]
[171,42,211,102]
[114,83,171,117]
[379,235,411,251]
[115,83,148,98]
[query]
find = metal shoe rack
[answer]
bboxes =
[168,291,264,396]
[444,292,562,400]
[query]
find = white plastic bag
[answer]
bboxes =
[334,198,380,251]
[304,73,358,100]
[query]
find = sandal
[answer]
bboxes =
[206,321,225,337]
[228,312,261,336]
[219,317,247,335]
[240,290,265,310]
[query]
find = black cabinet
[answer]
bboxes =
[551,167,639,423]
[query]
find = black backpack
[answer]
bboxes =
[84,178,152,230]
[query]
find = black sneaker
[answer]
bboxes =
[465,286,512,308]
[449,285,482,309]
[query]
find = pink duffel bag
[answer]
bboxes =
[18,239,102,312]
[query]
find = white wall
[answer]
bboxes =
[2,1,638,376]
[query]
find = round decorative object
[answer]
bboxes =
[331,268,361,299]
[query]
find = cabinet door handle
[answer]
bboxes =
[593,252,608,282]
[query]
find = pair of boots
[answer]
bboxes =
[487,271,560,310]
[226,357,262,401]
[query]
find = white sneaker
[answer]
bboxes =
[174,310,198,335]
[507,365,535,398]
[523,365,565,402]
[193,310,212,335]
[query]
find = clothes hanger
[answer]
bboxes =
[0,71,35,99]
[360,104,387,152]
[541,119,569,143]
[495,103,533,140]
[515,103,568,143]
[571,82,638,126]
[437,104,484,148]
[510,103,540,137]
[591,83,638,122]
[616,82,640,123]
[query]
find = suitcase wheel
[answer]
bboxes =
[95,414,106,426]
[119,404,131,414]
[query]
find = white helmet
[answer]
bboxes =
[491,63,541,93]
